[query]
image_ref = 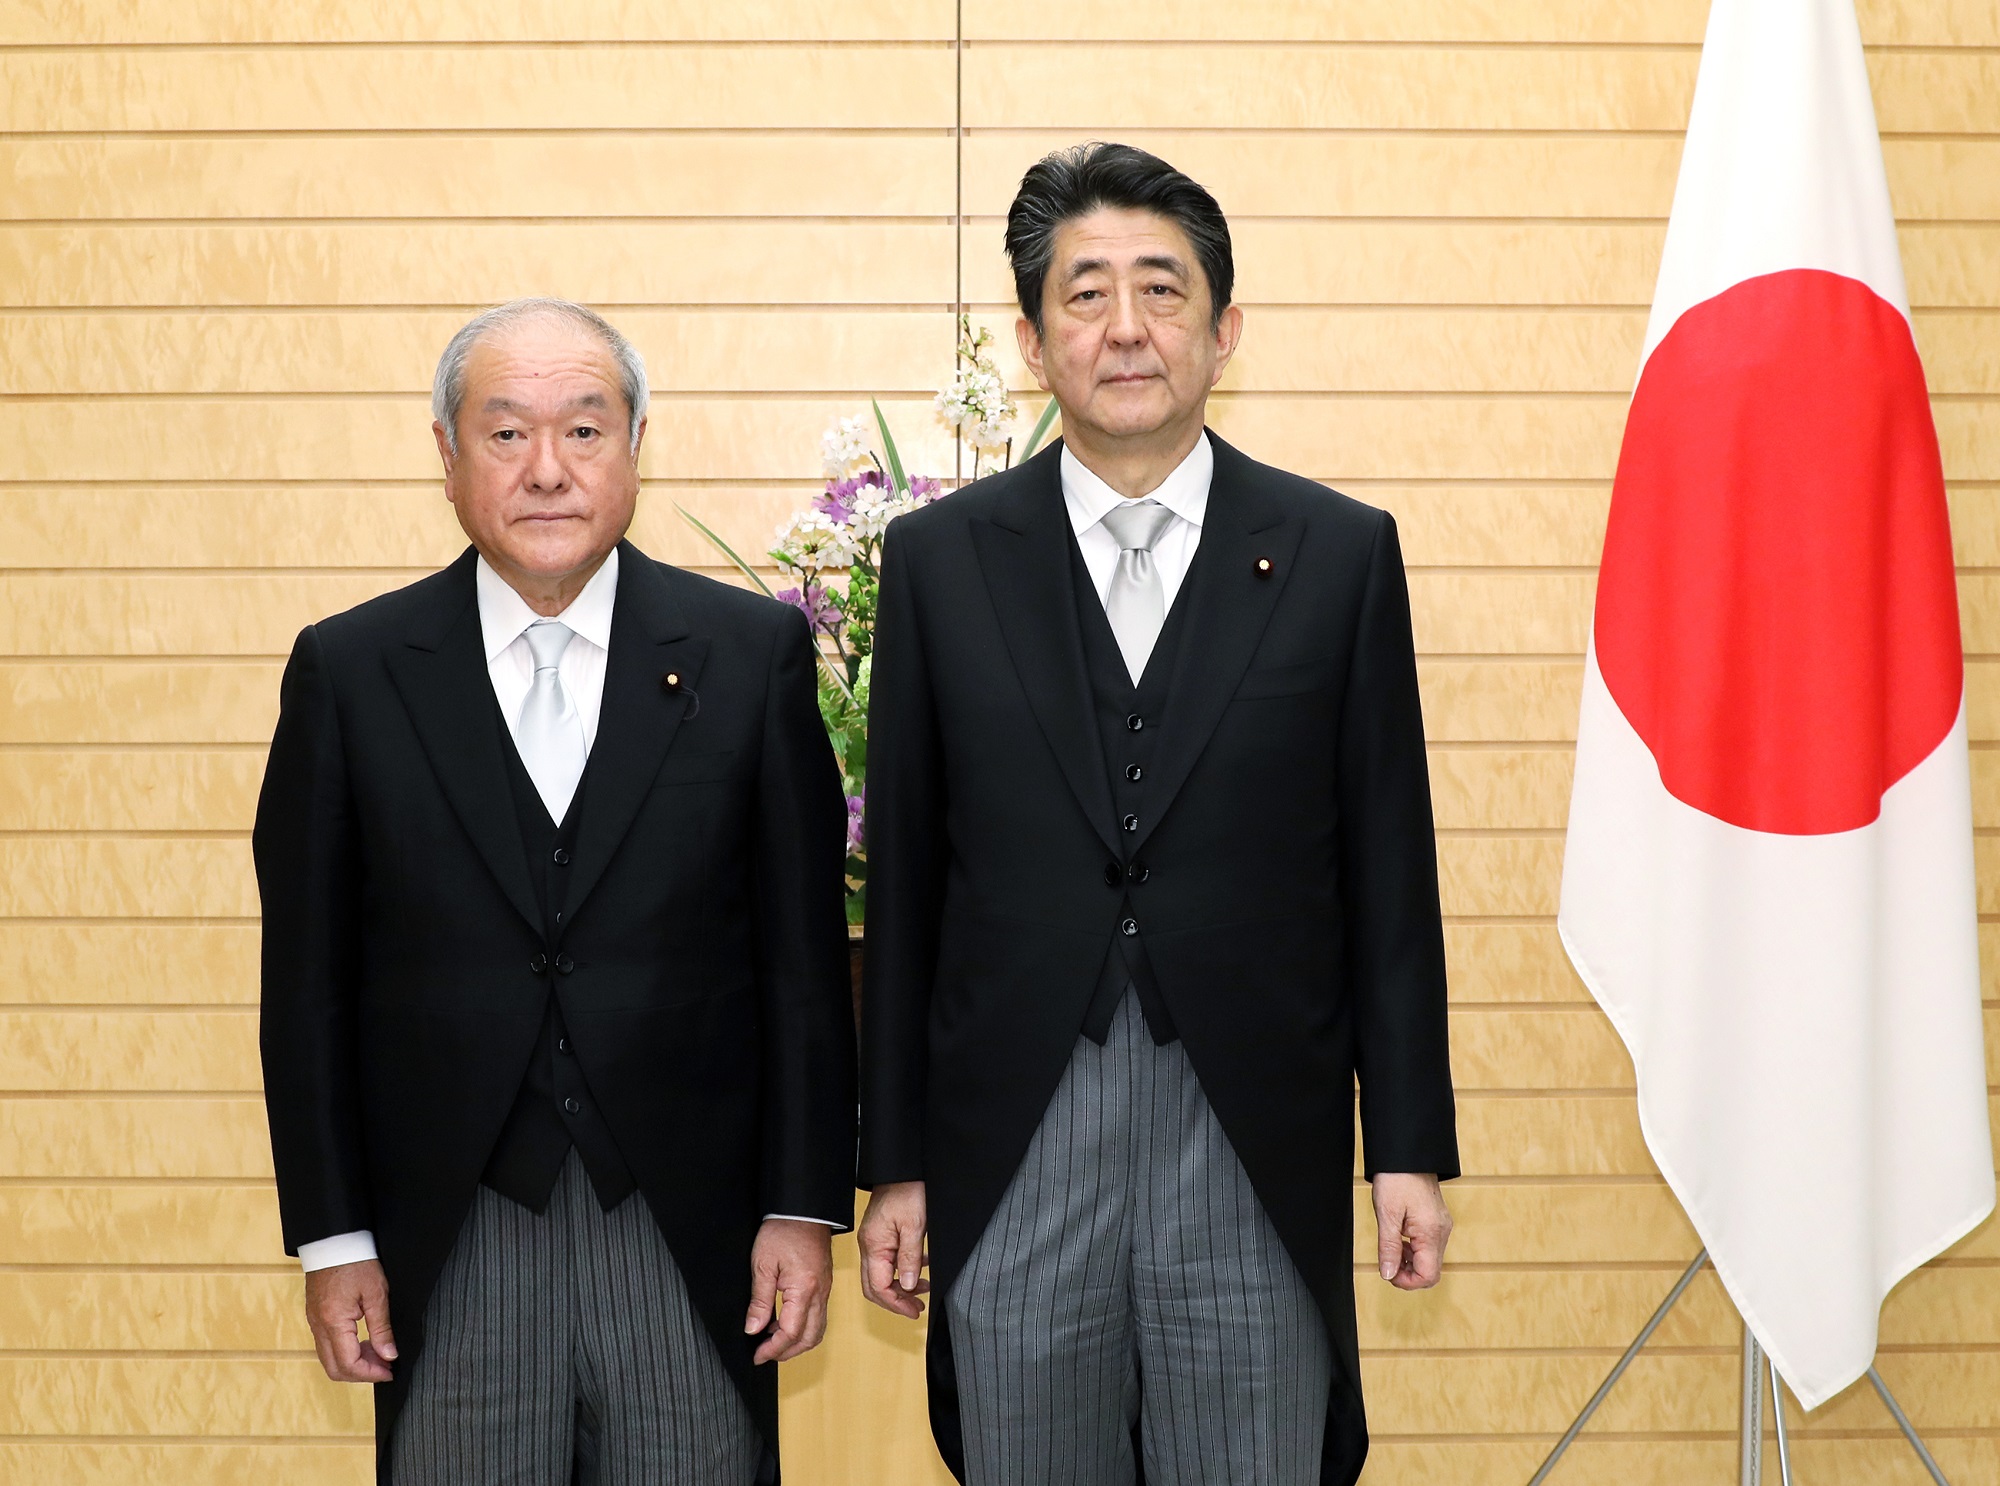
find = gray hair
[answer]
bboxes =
[431,297,649,456]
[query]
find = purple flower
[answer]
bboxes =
[775,582,841,633]
[845,791,866,856]
[818,469,891,524]
[908,475,944,504]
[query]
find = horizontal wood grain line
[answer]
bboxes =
[0,46,957,132]
[956,45,2000,134]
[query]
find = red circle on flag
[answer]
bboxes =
[1594,269,1961,835]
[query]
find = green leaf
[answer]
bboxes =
[674,503,777,598]
[871,398,910,496]
[1020,398,1061,460]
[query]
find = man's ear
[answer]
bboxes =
[1209,303,1245,388]
[629,413,648,463]
[432,420,458,497]
[1015,315,1051,392]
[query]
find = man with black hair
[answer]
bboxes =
[856,143,1460,1485]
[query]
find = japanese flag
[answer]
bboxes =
[1557,0,1995,1408]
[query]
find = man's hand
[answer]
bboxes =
[1372,1172,1452,1290]
[745,1219,834,1365]
[857,1180,929,1319]
[305,1258,397,1383]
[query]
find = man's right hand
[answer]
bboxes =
[857,1180,930,1319]
[304,1258,398,1382]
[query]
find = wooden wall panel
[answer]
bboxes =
[5,2,1994,1483]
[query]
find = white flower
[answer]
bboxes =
[772,510,859,573]
[820,415,873,477]
[845,485,898,542]
[935,367,1016,450]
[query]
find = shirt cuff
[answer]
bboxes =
[762,1213,842,1227]
[298,1230,379,1272]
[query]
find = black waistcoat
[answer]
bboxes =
[1070,533,1198,1045]
[482,710,638,1211]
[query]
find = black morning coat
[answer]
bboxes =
[858,436,1461,1486]
[253,542,856,1483]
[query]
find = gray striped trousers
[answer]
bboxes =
[388,1152,762,1486]
[945,991,1333,1486]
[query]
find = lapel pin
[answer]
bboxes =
[1254,557,1275,579]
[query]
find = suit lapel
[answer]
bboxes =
[561,542,709,926]
[1130,436,1305,856]
[969,446,1120,858]
[385,550,542,934]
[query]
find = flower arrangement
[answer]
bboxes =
[681,319,1060,924]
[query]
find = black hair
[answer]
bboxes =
[1004,142,1234,335]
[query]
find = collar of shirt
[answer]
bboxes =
[475,545,620,663]
[475,547,619,753]
[1060,431,1213,538]
[1061,433,1213,611]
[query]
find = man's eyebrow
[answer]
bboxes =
[479,392,611,414]
[1060,253,1190,286]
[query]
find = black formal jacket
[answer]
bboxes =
[857,437,1459,1486]
[254,542,855,1481]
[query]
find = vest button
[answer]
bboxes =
[1125,714,1144,732]
[563,1098,581,1116]
[555,953,575,974]
[1120,917,1139,937]
[557,1037,572,1055]
[552,848,571,866]
[1125,764,1143,782]
[1103,862,1122,887]
[1129,863,1151,884]
[1121,813,1139,833]
[530,954,549,975]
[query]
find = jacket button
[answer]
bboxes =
[563,1097,581,1116]
[552,848,571,866]
[1103,862,1122,887]
[1125,764,1143,782]
[555,953,575,974]
[557,1037,572,1054]
[1128,863,1151,884]
[1120,917,1139,937]
[1121,813,1139,833]
[530,954,549,974]
[1126,714,1145,732]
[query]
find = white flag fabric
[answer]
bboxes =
[1558,0,1994,1409]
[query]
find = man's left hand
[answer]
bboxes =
[1371,1172,1452,1290]
[745,1218,834,1364]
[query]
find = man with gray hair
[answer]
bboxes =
[256,298,856,1483]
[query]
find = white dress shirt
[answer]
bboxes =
[1062,432,1212,613]
[298,548,828,1272]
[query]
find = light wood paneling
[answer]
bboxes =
[0,222,958,307]
[962,0,2000,46]
[0,48,956,132]
[7,4,1995,1483]
[0,0,957,45]
[0,136,956,221]
[0,1098,272,1177]
[961,45,2000,134]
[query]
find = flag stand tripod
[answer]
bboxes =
[1524,1250,1953,1485]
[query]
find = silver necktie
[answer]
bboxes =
[1099,499,1179,684]
[517,620,588,822]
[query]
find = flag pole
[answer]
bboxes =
[1527,1252,1954,1484]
